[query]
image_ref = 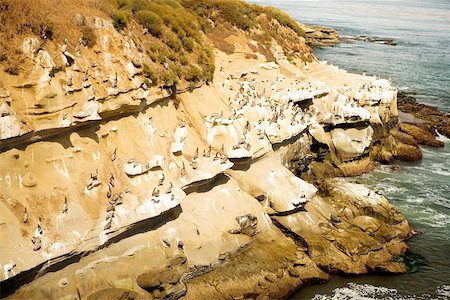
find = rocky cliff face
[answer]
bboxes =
[0,12,413,300]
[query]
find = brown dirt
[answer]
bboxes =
[182,228,329,300]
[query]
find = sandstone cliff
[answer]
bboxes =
[0,1,415,299]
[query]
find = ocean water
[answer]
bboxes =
[248,0,450,299]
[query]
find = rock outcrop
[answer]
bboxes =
[0,8,417,300]
[300,24,340,46]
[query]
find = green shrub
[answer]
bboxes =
[160,69,178,87]
[135,10,163,37]
[142,63,158,84]
[165,31,182,51]
[111,10,129,30]
[185,65,202,82]
[264,6,305,37]
[180,53,188,66]
[128,0,148,13]
[167,51,177,61]
[181,37,195,51]
[81,26,97,48]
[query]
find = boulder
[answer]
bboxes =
[399,123,443,147]
[394,142,422,162]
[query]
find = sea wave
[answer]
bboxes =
[312,283,450,300]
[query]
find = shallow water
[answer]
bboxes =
[250,0,450,112]
[248,0,450,298]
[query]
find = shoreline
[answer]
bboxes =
[2,4,449,299]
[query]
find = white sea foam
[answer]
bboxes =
[312,283,450,300]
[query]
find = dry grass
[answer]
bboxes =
[104,0,215,85]
[0,0,312,80]
[207,25,235,55]
[180,0,312,63]
[0,0,104,75]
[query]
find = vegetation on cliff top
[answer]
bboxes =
[0,0,310,85]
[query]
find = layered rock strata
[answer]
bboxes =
[1,16,413,299]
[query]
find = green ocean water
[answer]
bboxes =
[249,0,450,298]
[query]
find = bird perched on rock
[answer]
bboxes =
[67,75,73,87]
[34,36,47,55]
[151,187,160,198]
[176,239,184,249]
[62,197,68,214]
[61,38,68,53]
[110,172,116,188]
[330,214,341,225]
[204,145,212,158]
[22,207,28,224]
[193,147,199,160]
[190,158,198,169]
[36,217,43,236]
[31,236,41,251]
[106,202,115,213]
[162,238,171,247]
[112,72,118,88]
[75,37,82,55]
[180,162,186,177]
[107,184,112,199]
[165,182,173,194]
[83,68,89,82]
[158,171,165,186]
[213,151,220,161]
[111,147,117,162]
[87,87,96,101]
[104,218,112,230]
[220,154,228,164]
[111,193,123,205]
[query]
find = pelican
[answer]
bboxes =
[220,154,228,164]
[83,68,89,82]
[106,203,115,212]
[165,182,173,194]
[191,159,198,170]
[162,238,171,247]
[61,39,68,53]
[87,87,95,101]
[151,187,160,198]
[193,147,199,160]
[180,162,187,177]
[112,72,118,88]
[62,197,68,214]
[158,171,165,186]
[32,236,41,251]
[112,193,123,205]
[36,217,43,235]
[107,184,112,198]
[213,151,220,161]
[110,172,116,188]
[111,147,117,162]
[67,75,73,87]
[104,218,112,230]
[205,145,212,158]
[22,207,28,224]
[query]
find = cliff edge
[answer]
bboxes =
[0,1,416,299]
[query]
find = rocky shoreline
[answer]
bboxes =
[0,5,438,300]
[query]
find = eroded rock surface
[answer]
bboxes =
[0,13,415,300]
